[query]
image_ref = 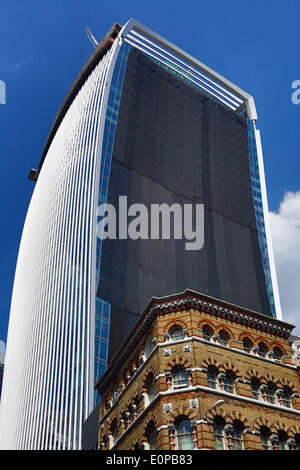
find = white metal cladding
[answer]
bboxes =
[0,40,120,450]
[121,18,256,118]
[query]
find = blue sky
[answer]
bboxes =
[0,0,300,343]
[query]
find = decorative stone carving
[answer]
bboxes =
[163,403,172,413]
[190,398,199,409]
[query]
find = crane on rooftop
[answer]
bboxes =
[84,27,98,49]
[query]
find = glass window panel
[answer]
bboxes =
[102,303,110,319]
[207,368,217,389]
[173,367,188,388]
[223,373,234,394]
[100,341,107,360]
[202,325,212,341]
[177,420,193,450]
[232,424,243,450]
[213,420,224,450]
[148,377,156,402]
[170,327,184,341]
[100,321,109,339]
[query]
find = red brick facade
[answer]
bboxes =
[97,290,300,450]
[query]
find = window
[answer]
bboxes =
[260,426,271,450]
[257,342,267,358]
[202,325,213,341]
[169,326,185,341]
[111,387,119,405]
[281,387,292,408]
[243,338,253,353]
[223,372,235,394]
[273,347,283,361]
[265,382,276,404]
[173,366,189,389]
[207,368,235,394]
[213,417,225,450]
[144,334,154,359]
[213,419,243,450]
[128,406,135,424]
[176,418,194,450]
[207,366,218,390]
[295,434,300,450]
[148,376,156,403]
[278,431,288,450]
[128,397,140,424]
[146,421,157,450]
[111,420,118,447]
[231,422,244,450]
[218,371,235,394]
[218,330,229,347]
[149,430,157,450]
[251,378,261,400]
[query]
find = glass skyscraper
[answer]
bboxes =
[0,19,282,450]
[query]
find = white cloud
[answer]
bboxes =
[269,190,300,334]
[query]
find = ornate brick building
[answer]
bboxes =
[96,290,300,450]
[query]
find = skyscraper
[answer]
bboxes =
[0,18,282,450]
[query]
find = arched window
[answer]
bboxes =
[176,418,194,450]
[260,426,271,450]
[111,419,118,447]
[207,366,218,390]
[213,417,225,450]
[251,378,261,400]
[273,347,283,361]
[278,430,288,450]
[219,330,229,347]
[172,366,189,389]
[149,430,157,450]
[169,325,185,341]
[265,382,276,404]
[146,421,157,450]
[243,338,253,353]
[128,397,141,424]
[231,421,244,450]
[111,386,119,405]
[221,371,235,394]
[202,325,213,341]
[148,376,156,403]
[281,387,292,408]
[144,334,154,359]
[258,342,268,358]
